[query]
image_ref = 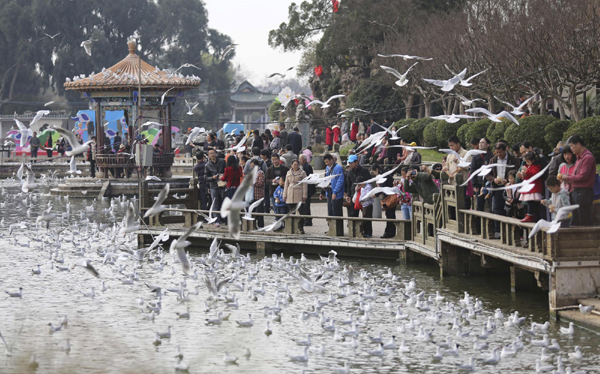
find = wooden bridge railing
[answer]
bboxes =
[138,207,412,241]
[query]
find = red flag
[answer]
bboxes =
[314,65,323,77]
[332,0,339,13]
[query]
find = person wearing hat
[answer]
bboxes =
[402,142,422,166]
[325,123,334,151]
[332,122,341,144]
[345,154,371,218]
[270,130,281,151]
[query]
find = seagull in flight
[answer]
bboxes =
[221,167,257,239]
[144,183,170,218]
[80,39,94,56]
[71,259,100,278]
[454,94,486,107]
[175,63,201,72]
[378,53,433,61]
[44,101,55,107]
[423,68,467,92]
[141,121,166,128]
[221,44,238,59]
[243,198,264,221]
[494,93,538,116]
[186,127,206,145]
[30,110,50,127]
[430,113,477,123]
[268,67,294,79]
[465,108,520,126]
[337,108,370,115]
[12,118,32,147]
[196,198,218,224]
[444,65,488,87]
[529,205,580,238]
[51,126,93,156]
[307,94,345,109]
[44,32,60,39]
[489,163,551,193]
[375,123,409,140]
[460,163,515,186]
[256,202,302,232]
[185,100,199,115]
[437,149,487,167]
[380,62,418,87]
[161,88,174,105]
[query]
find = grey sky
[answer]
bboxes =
[204,0,303,84]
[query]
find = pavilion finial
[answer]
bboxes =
[127,40,137,55]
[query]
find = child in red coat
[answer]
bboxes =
[517,151,543,222]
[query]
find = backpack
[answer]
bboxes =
[594,172,600,200]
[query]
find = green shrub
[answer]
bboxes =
[393,119,417,142]
[457,122,472,146]
[486,120,512,145]
[563,116,600,163]
[339,143,354,156]
[465,119,492,144]
[410,118,434,145]
[544,120,573,150]
[423,121,439,148]
[504,115,557,154]
[437,120,466,148]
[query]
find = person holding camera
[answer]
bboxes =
[403,166,440,205]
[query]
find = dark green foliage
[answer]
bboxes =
[504,115,557,154]
[393,119,417,142]
[423,121,439,148]
[544,120,573,150]
[457,122,471,146]
[410,118,435,146]
[346,79,404,123]
[564,116,600,163]
[269,101,283,122]
[437,120,466,148]
[465,119,492,144]
[485,120,512,145]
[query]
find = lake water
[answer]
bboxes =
[0,181,598,373]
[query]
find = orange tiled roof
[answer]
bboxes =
[64,41,201,92]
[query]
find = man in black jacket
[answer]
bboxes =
[345,155,372,217]
[205,149,226,226]
[485,142,521,238]
[471,137,493,213]
[266,154,289,210]
[287,127,303,155]
[371,163,397,238]
[251,130,263,150]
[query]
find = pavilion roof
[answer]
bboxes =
[64,41,201,92]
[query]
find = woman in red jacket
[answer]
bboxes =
[350,118,359,142]
[325,123,334,151]
[517,151,543,222]
[332,124,341,144]
[221,155,243,199]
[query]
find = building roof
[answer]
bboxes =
[64,41,201,92]
[230,81,277,104]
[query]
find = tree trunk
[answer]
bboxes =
[557,102,566,120]
[453,99,460,114]
[405,95,413,119]
[570,87,581,122]
[425,100,433,117]
[540,97,547,115]
[487,93,495,114]
[418,100,424,119]
[0,62,20,112]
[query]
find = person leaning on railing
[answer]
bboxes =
[403,165,440,205]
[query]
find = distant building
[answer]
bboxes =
[229,81,277,132]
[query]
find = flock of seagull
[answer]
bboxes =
[0,166,597,373]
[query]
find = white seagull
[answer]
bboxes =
[495,93,538,116]
[184,100,199,115]
[431,113,477,123]
[144,183,170,218]
[380,62,419,87]
[221,167,257,239]
[243,198,264,221]
[67,156,82,175]
[307,94,345,109]
[51,126,93,156]
[423,68,467,92]
[465,107,520,126]
[528,205,580,238]
[377,53,432,61]
[80,39,93,56]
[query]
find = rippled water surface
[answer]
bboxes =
[0,181,598,374]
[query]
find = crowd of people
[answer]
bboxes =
[192,115,598,239]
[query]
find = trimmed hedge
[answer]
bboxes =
[457,122,471,146]
[563,116,600,163]
[410,118,435,146]
[544,120,573,151]
[423,121,439,148]
[393,118,417,143]
[465,119,492,144]
[485,120,512,145]
[504,115,557,154]
[437,119,466,148]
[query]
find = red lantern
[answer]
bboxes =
[332,0,339,13]
[294,98,300,106]
[314,65,323,77]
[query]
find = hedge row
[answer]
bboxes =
[390,115,600,164]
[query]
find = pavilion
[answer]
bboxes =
[64,40,201,178]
